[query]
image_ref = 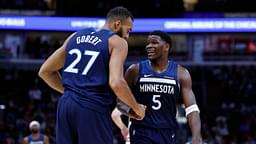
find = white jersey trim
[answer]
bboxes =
[140,77,176,85]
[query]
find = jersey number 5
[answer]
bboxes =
[152,95,161,110]
[64,49,99,75]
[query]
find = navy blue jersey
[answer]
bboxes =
[28,134,44,144]
[62,28,115,112]
[131,60,180,129]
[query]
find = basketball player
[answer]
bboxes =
[23,120,49,144]
[117,30,202,144]
[38,6,146,144]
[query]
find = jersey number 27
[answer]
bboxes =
[64,49,99,75]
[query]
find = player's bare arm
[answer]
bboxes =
[109,35,145,119]
[123,63,145,119]
[111,108,129,139]
[23,137,29,144]
[44,135,50,144]
[178,65,202,144]
[125,63,139,89]
[38,33,75,94]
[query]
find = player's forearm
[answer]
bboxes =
[187,112,202,143]
[111,108,126,130]
[23,139,29,144]
[39,71,64,94]
[113,116,126,130]
[110,79,139,111]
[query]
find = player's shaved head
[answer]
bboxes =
[107,6,134,22]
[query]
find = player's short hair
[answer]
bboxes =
[107,6,134,22]
[149,30,172,46]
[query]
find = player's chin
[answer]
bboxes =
[147,55,156,60]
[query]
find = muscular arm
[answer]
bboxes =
[178,65,202,144]
[38,33,75,94]
[109,36,144,118]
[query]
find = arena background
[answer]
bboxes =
[0,0,256,143]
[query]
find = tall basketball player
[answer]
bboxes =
[39,6,146,144]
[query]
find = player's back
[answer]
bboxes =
[62,28,115,112]
[132,60,179,129]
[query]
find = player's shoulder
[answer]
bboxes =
[177,64,191,81]
[109,35,127,46]
[108,35,128,54]
[125,63,140,82]
[128,63,139,69]
[127,63,139,72]
[177,64,187,72]
[23,136,29,142]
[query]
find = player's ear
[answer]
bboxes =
[114,20,121,30]
[165,43,170,52]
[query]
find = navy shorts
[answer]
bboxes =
[129,124,176,144]
[56,94,113,144]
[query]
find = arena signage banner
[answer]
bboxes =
[1,16,256,32]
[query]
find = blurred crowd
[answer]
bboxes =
[0,0,50,10]
[189,65,256,144]
[0,0,256,143]
[1,0,256,17]
[0,35,63,59]
[2,33,256,62]
[0,70,57,144]
[0,65,255,144]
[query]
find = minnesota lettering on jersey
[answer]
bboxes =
[139,77,176,94]
[140,83,174,94]
[76,35,102,46]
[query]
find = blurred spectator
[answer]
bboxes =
[28,86,42,101]
[22,120,49,144]
[2,0,256,17]
[183,0,198,12]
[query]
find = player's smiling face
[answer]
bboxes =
[145,35,166,60]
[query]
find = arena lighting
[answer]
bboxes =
[1,16,256,32]
[0,105,5,110]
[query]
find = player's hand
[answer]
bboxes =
[120,126,129,140]
[130,104,146,120]
[129,109,140,120]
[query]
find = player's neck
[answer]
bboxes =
[101,24,114,32]
[149,59,169,73]
[31,133,40,138]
